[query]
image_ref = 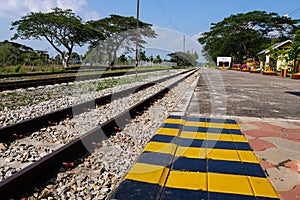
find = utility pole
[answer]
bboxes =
[183,35,186,52]
[135,0,140,77]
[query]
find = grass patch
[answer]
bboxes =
[96,76,144,91]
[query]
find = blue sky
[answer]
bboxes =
[0,0,299,58]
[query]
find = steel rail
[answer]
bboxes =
[0,69,193,143]
[0,68,171,92]
[0,66,136,79]
[0,69,197,199]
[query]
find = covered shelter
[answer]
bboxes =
[216,57,232,68]
[257,40,293,71]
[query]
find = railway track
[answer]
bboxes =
[0,69,198,199]
[0,69,193,142]
[0,68,169,92]
[0,66,135,79]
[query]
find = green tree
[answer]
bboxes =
[268,47,289,71]
[87,15,157,67]
[117,54,128,65]
[0,41,15,67]
[198,11,298,64]
[153,55,162,64]
[288,26,300,72]
[168,51,198,66]
[11,8,101,68]
[69,52,81,64]
[0,40,34,67]
[149,55,154,62]
[139,51,148,62]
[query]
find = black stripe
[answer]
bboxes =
[235,142,252,150]
[209,191,256,200]
[170,156,267,178]
[109,180,162,200]
[206,140,236,150]
[137,152,173,167]
[206,118,237,124]
[161,123,181,129]
[179,138,206,148]
[161,187,208,200]
[179,138,250,150]
[256,197,280,200]
[172,157,207,172]
[183,126,242,134]
[208,159,246,176]
[168,115,185,119]
[243,162,267,178]
[185,117,206,122]
[151,134,177,144]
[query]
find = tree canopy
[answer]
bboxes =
[86,15,157,67]
[287,25,300,72]
[168,51,198,66]
[198,11,299,64]
[0,40,34,67]
[11,8,101,67]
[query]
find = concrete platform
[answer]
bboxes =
[111,68,300,199]
[110,115,279,200]
[237,117,300,200]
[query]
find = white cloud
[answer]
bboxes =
[146,28,201,52]
[192,31,204,40]
[0,0,88,19]
[56,0,87,12]
[83,10,101,21]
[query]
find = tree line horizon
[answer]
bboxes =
[1,8,300,69]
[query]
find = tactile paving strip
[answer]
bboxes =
[110,115,279,200]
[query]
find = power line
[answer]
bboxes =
[288,7,300,17]
[156,0,178,30]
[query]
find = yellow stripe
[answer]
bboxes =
[184,121,240,130]
[164,118,185,125]
[143,142,177,155]
[208,172,254,196]
[124,163,169,185]
[238,151,259,163]
[206,133,232,141]
[231,134,248,142]
[175,147,259,162]
[184,121,206,127]
[165,170,207,190]
[227,124,240,129]
[206,148,240,161]
[156,128,180,136]
[206,123,240,130]
[175,147,207,159]
[180,131,206,140]
[180,132,248,143]
[249,177,280,198]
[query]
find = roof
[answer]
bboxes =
[257,40,292,55]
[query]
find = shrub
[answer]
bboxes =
[12,64,23,73]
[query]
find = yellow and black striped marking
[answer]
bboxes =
[110,115,279,200]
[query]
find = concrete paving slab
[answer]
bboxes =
[261,137,300,154]
[267,167,300,191]
[260,159,276,169]
[280,184,300,200]
[284,160,300,173]
[238,123,260,131]
[248,138,277,151]
[244,129,283,138]
[270,121,300,129]
[256,148,300,165]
